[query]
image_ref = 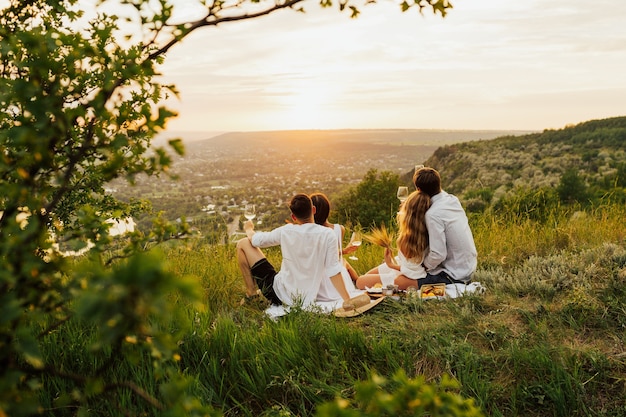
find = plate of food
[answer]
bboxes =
[419,284,447,299]
[365,283,383,294]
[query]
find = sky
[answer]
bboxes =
[154,0,626,134]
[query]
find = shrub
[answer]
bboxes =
[315,370,484,417]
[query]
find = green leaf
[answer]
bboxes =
[168,138,185,156]
[16,327,44,369]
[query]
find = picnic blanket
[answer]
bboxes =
[264,282,486,319]
[264,299,344,320]
[444,282,486,298]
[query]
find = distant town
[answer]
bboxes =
[108,129,530,241]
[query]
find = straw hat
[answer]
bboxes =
[334,293,386,318]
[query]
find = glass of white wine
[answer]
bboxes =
[348,231,362,261]
[244,204,256,221]
[397,186,409,202]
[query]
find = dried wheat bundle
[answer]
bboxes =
[364,225,395,249]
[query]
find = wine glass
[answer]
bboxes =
[397,186,409,203]
[244,204,256,221]
[348,231,362,261]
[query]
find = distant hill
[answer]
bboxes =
[114,119,625,230]
[417,116,626,205]
[119,127,531,228]
[183,128,535,153]
[152,130,225,146]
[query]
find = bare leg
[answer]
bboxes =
[365,266,381,275]
[394,274,419,291]
[236,238,266,297]
[355,273,383,290]
[344,259,360,282]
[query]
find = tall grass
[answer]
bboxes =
[37,203,626,416]
[471,203,626,270]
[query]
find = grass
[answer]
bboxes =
[37,204,626,416]
[471,203,626,270]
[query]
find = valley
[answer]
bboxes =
[108,128,532,238]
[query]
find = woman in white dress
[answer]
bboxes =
[310,192,364,301]
[356,190,430,290]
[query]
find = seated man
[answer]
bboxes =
[413,167,477,286]
[236,193,351,308]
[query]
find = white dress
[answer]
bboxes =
[316,224,363,301]
[376,250,427,286]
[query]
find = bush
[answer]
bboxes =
[491,186,560,223]
[334,169,402,230]
[315,370,484,417]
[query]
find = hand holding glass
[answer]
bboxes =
[244,204,256,221]
[348,231,362,261]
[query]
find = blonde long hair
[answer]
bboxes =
[397,190,431,260]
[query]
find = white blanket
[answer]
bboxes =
[264,282,486,319]
[264,299,343,320]
[444,282,486,298]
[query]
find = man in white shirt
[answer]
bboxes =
[413,167,477,286]
[236,193,351,308]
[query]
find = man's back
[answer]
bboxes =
[423,191,477,282]
[252,223,342,306]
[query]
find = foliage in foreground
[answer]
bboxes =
[316,370,483,417]
[0,0,454,415]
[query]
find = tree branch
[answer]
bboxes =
[147,0,305,61]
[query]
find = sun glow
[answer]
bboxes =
[276,84,342,129]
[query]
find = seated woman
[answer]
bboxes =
[310,192,364,300]
[356,190,430,290]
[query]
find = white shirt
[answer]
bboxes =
[251,223,343,306]
[423,191,477,281]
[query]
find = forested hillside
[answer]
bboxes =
[414,116,626,215]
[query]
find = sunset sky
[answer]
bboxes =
[156,0,626,134]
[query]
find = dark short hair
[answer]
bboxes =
[310,193,330,225]
[412,167,441,197]
[289,194,313,221]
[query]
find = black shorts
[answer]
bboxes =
[417,271,470,288]
[251,258,282,305]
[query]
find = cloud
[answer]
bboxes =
[157,0,626,131]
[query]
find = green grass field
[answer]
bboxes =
[38,204,626,416]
